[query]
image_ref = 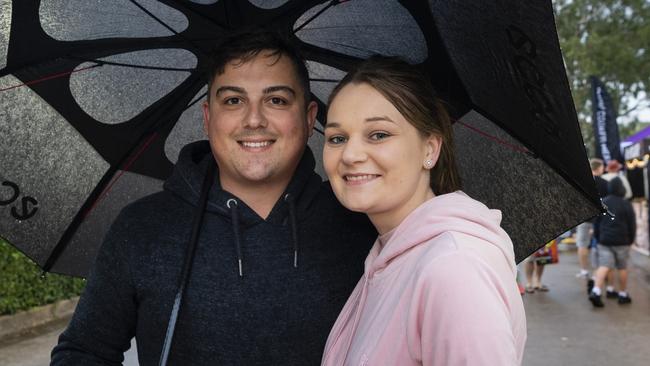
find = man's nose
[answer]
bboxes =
[244,102,267,129]
[341,137,367,165]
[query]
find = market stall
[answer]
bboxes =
[623,140,650,255]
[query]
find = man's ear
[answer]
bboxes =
[306,100,318,137]
[202,100,210,137]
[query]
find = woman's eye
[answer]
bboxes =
[370,132,390,140]
[327,135,346,145]
[224,97,241,105]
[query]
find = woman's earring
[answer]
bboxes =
[424,160,433,169]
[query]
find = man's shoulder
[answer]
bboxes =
[312,181,376,231]
[110,189,191,232]
[314,181,356,216]
[119,190,176,217]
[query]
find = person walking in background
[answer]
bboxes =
[524,257,547,293]
[576,158,608,279]
[601,159,632,199]
[592,159,631,297]
[589,177,636,307]
[523,238,560,293]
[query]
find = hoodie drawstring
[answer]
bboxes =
[159,158,215,366]
[224,195,299,277]
[285,194,299,268]
[226,198,244,277]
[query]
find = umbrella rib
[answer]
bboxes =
[68,57,195,72]
[293,0,340,33]
[0,64,102,92]
[170,0,232,31]
[128,0,205,55]
[82,132,160,220]
[0,59,193,94]
[455,120,534,157]
[185,91,208,111]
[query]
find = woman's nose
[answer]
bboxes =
[341,137,367,165]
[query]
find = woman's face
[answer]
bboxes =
[324,82,440,229]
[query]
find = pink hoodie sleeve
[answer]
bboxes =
[407,251,521,366]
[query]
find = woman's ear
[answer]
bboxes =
[423,134,442,170]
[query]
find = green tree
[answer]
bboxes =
[553,0,650,152]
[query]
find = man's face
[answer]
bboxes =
[593,165,604,176]
[203,52,317,191]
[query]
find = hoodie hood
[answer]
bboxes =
[163,140,323,275]
[164,140,322,225]
[365,191,516,277]
[607,176,626,197]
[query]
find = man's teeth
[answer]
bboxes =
[346,175,377,181]
[241,141,272,148]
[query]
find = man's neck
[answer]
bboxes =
[220,178,290,219]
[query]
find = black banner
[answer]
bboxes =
[591,76,623,164]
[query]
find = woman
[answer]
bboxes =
[321,56,526,365]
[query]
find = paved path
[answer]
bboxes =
[521,248,650,366]
[1,248,648,365]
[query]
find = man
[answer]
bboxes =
[51,30,376,365]
[589,177,636,307]
[575,158,608,279]
[593,159,632,297]
[601,159,632,199]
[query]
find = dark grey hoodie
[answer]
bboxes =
[595,176,636,246]
[51,141,376,365]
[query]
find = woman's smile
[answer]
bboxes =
[343,173,381,185]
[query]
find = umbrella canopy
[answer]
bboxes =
[0,0,602,277]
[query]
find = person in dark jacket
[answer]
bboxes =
[50,30,376,365]
[589,176,636,307]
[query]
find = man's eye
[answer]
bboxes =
[225,97,241,105]
[370,132,390,140]
[327,136,346,145]
[270,97,287,105]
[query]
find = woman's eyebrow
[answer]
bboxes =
[324,122,341,129]
[365,116,395,124]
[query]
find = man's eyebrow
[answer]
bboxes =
[263,85,296,96]
[215,86,246,95]
[365,116,395,123]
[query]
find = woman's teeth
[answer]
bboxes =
[345,175,377,182]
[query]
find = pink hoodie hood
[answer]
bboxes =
[323,191,526,366]
[365,191,516,278]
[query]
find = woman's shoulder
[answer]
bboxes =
[413,232,513,285]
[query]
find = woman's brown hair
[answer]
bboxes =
[328,56,462,194]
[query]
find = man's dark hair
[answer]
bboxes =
[206,28,311,106]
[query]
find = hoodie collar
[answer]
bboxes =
[164,141,321,226]
[364,191,515,277]
[164,141,322,276]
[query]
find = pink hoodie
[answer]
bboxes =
[322,191,526,366]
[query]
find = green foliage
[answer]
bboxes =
[553,0,650,151]
[0,238,85,315]
[619,120,650,139]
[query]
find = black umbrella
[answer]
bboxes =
[1,0,602,278]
